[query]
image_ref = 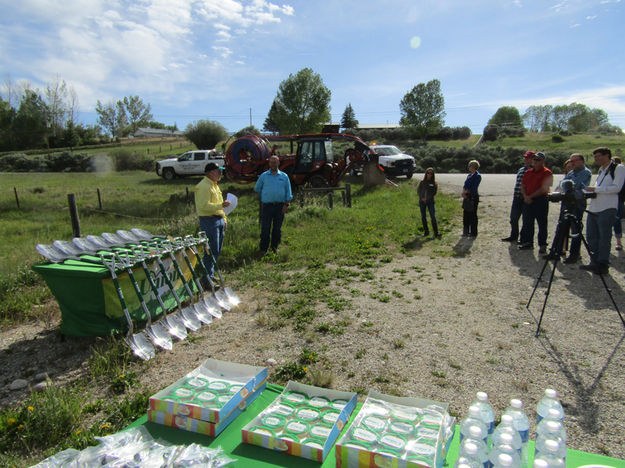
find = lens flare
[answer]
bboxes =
[410,36,422,49]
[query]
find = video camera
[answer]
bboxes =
[547,179,596,210]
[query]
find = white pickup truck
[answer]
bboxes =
[369,145,415,179]
[156,149,225,180]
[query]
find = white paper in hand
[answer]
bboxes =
[224,193,238,215]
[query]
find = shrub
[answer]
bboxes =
[551,134,564,143]
[110,149,153,171]
[45,152,92,172]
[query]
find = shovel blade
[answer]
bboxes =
[204,296,223,319]
[179,307,201,331]
[224,287,241,307]
[146,323,174,350]
[215,290,232,311]
[125,332,156,361]
[164,314,188,340]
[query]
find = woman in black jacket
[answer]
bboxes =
[417,167,439,237]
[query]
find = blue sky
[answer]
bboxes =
[1,0,624,134]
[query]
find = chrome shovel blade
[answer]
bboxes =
[223,287,241,307]
[179,307,201,331]
[204,296,223,319]
[145,323,173,350]
[164,314,188,340]
[125,332,156,361]
[215,289,232,311]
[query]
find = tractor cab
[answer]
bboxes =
[294,138,334,174]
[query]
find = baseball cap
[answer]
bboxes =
[205,163,224,172]
[523,151,536,158]
[534,152,546,160]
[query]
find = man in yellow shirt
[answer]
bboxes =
[194,163,231,283]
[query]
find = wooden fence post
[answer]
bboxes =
[328,191,333,209]
[13,187,20,209]
[346,183,352,208]
[97,188,102,210]
[67,194,81,237]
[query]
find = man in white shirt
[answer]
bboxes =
[581,147,625,274]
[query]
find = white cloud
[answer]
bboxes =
[586,15,597,19]
[503,85,625,120]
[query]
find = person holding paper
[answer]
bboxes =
[194,162,231,284]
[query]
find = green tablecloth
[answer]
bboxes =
[33,251,200,336]
[129,383,624,467]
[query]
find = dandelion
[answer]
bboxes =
[27,406,34,411]
[18,424,24,431]
[303,367,308,372]
[7,418,16,425]
[75,430,82,435]
[100,424,111,430]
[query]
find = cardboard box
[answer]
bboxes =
[335,391,454,468]
[242,381,357,462]
[148,380,266,437]
[149,358,267,423]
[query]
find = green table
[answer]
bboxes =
[129,384,624,467]
[33,250,200,336]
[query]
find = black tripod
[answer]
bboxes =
[527,207,625,337]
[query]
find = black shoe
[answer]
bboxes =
[543,252,559,260]
[596,264,609,275]
[423,231,430,237]
[518,243,533,250]
[580,263,599,272]
[538,245,547,254]
[563,255,579,264]
[501,237,516,242]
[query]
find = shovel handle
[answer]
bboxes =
[153,255,184,309]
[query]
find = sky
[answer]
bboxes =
[1,0,624,134]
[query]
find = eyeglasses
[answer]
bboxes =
[533,157,542,161]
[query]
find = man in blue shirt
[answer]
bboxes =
[254,155,293,254]
[561,154,592,263]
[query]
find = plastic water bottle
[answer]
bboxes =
[472,391,496,436]
[535,420,567,459]
[489,432,521,467]
[459,427,490,468]
[460,405,489,444]
[536,389,564,425]
[454,440,483,468]
[532,440,565,468]
[492,415,522,455]
[492,452,521,468]
[504,399,530,443]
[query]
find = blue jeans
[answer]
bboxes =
[586,208,617,266]
[508,196,523,240]
[419,200,438,234]
[199,216,225,278]
[260,203,285,251]
[520,196,549,246]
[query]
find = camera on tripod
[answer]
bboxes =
[547,179,596,210]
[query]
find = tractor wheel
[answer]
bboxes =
[163,168,176,180]
[306,175,329,188]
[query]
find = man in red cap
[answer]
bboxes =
[502,151,534,243]
[519,152,553,253]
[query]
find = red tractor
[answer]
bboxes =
[224,133,373,187]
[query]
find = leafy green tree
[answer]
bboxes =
[263,100,281,133]
[95,100,127,138]
[123,95,153,135]
[399,79,446,140]
[488,106,524,128]
[12,89,49,149]
[341,103,358,129]
[523,105,553,132]
[0,98,16,151]
[234,125,260,138]
[184,120,228,149]
[271,68,331,134]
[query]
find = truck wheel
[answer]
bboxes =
[405,172,413,180]
[163,168,176,180]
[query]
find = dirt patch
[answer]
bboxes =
[2,178,625,460]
